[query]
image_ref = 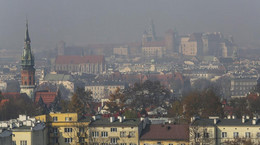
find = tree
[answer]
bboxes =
[183,88,223,121]
[107,88,125,114]
[68,88,94,117]
[75,87,93,114]
[0,94,42,121]
[124,80,172,111]
[168,100,183,118]
[69,92,84,117]
[229,98,251,118]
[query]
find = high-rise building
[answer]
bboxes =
[20,20,36,99]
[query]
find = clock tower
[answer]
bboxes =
[20,20,36,100]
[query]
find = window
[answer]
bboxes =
[53,116,58,122]
[120,144,127,145]
[195,133,200,138]
[79,137,85,143]
[169,144,173,145]
[245,132,251,138]
[101,131,108,137]
[157,142,161,145]
[52,138,58,143]
[222,132,227,138]
[20,140,27,145]
[64,128,72,132]
[129,144,136,145]
[12,141,16,145]
[120,131,126,137]
[65,117,72,121]
[101,143,109,145]
[92,131,99,138]
[233,132,239,138]
[257,132,260,138]
[111,138,118,144]
[129,131,135,137]
[203,132,209,138]
[111,128,117,132]
[65,138,73,143]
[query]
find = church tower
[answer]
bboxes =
[20,20,36,100]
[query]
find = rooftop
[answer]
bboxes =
[140,124,189,141]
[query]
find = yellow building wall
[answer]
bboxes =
[36,113,90,145]
[13,131,32,145]
[217,126,260,144]
[89,126,139,144]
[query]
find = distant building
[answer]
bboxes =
[20,21,36,99]
[85,82,126,101]
[40,73,75,93]
[113,46,129,56]
[179,33,203,56]
[54,55,105,74]
[230,76,258,98]
[142,41,166,58]
[142,19,157,46]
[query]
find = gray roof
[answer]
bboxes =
[191,118,260,127]
[43,74,74,82]
[89,118,141,127]
[0,130,12,137]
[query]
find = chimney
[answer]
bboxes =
[110,117,115,123]
[227,115,231,119]
[118,116,124,123]
[242,118,245,123]
[92,116,96,121]
[232,115,236,119]
[246,115,250,119]
[214,119,218,124]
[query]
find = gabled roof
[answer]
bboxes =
[140,124,189,141]
[35,91,57,107]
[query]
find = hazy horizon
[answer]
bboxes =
[0,0,260,50]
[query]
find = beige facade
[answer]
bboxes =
[89,117,142,145]
[85,84,125,101]
[113,47,129,56]
[190,117,260,145]
[179,37,198,56]
[142,46,166,58]
[36,113,90,145]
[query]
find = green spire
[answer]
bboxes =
[25,19,31,42]
[21,20,34,68]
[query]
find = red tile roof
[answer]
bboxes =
[35,91,57,107]
[55,55,104,64]
[140,124,189,141]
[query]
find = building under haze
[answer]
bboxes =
[20,21,36,99]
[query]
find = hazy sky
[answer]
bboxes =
[0,0,260,50]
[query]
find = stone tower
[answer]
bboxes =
[20,20,36,100]
[142,19,157,46]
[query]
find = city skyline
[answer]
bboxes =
[0,0,260,49]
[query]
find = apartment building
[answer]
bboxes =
[88,116,143,145]
[230,76,258,98]
[0,115,48,145]
[35,112,91,145]
[190,116,260,145]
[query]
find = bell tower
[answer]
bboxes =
[20,20,36,100]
